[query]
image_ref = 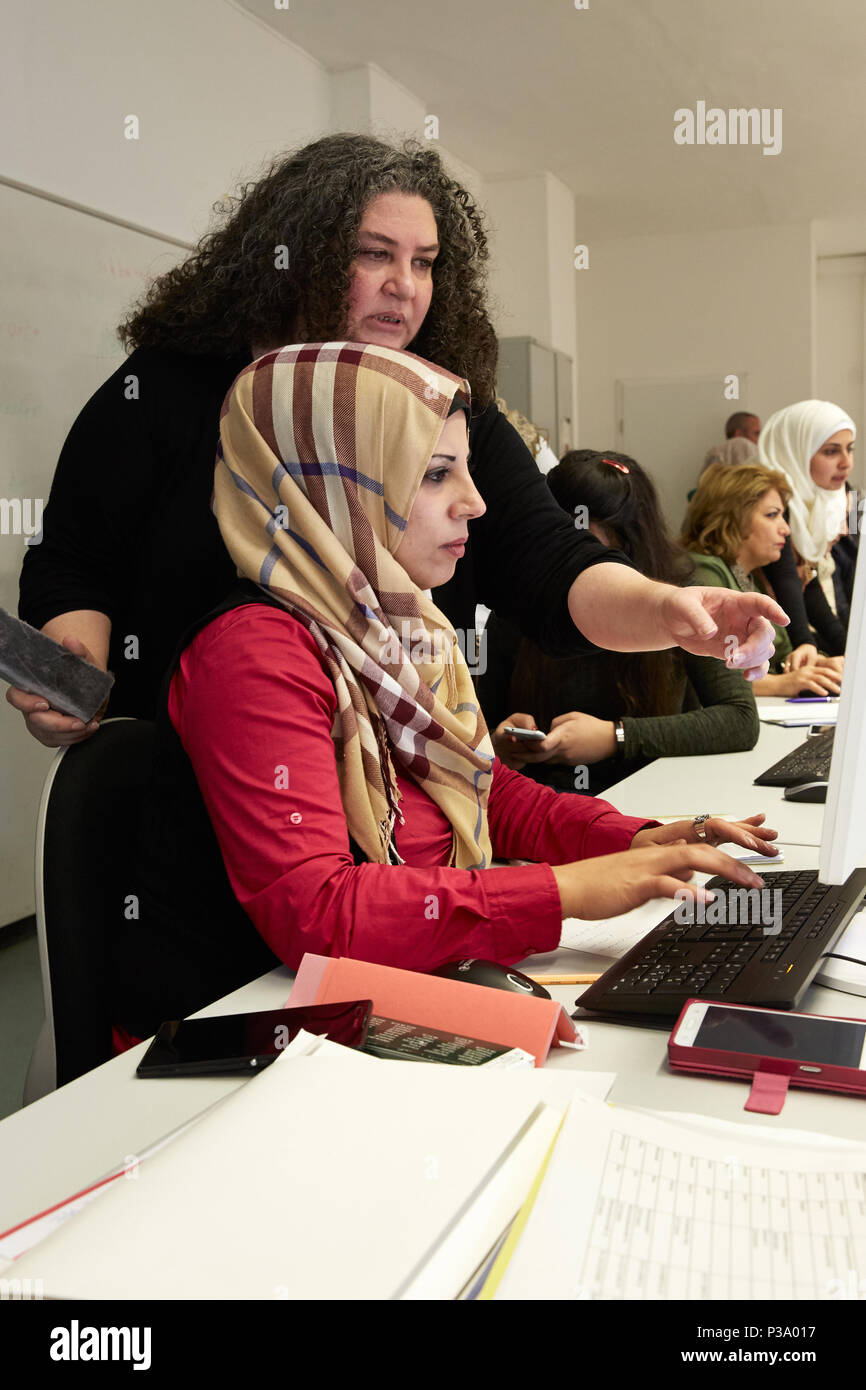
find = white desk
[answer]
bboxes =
[1,725,862,1256]
[606,719,826,847]
[523,842,866,1142]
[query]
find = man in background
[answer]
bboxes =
[725,410,761,444]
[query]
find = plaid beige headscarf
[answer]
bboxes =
[213,342,494,869]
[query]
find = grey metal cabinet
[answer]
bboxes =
[497,336,574,457]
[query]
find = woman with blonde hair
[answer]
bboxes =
[682,462,842,697]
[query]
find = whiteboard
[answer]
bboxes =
[616,373,749,537]
[0,179,188,926]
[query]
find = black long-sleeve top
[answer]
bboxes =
[761,536,812,648]
[762,532,848,654]
[19,348,631,718]
[831,533,859,638]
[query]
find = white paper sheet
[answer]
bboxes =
[8,1052,612,1301]
[0,1029,342,1264]
[560,898,673,959]
[757,702,838,726]
[494,1095,866,1300]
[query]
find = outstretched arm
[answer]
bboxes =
[567,566,788,680]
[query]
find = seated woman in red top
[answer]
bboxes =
[114,344,776,1039]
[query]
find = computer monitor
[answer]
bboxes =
[819,537,865,885]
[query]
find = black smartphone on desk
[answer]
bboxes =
[136,1002,373,1077]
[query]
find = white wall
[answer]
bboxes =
[814,218,866,258]
[485,172,576,355]
[485,172,578,448]
[814,219,866,493]
[332,63,426,146]
[485,175,552,341]
[328,64,486,207]
[816,257,866,491]
[1,0,331,240]
[576,222,814,454]
[546,175,577,363]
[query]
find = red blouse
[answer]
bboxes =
[167,605,655,973]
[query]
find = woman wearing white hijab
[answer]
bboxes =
[758,399,855,660]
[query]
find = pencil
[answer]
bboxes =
[527,972,601,985]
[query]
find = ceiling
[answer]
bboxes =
[238,0,866,238]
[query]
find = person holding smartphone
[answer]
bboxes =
[11,134,782,749]
[111,345,778,1040]
[480,450,762,795]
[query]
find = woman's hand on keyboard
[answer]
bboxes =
[550,844,766,921]
[630,813,780,858]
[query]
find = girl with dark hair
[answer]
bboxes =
[478,450,760,795]
[12,134,782,749]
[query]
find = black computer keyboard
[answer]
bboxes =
[577,868,866,1018]
[754,727,835,787]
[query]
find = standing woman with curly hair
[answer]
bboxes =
[12,133,782,746]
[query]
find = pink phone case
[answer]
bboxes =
[668,997,866,1099]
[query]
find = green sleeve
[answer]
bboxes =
[689,551,792,671]
[689,553,738,589]
[620,652,759,760]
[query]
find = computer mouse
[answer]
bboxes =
[430,958,551,999]
[783,779,828,804]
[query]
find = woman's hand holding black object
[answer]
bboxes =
[492,710,617,768]
[491,712,545,768]
[6,635,103,748]
[541,712,617,765]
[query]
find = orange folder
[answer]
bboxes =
[288,954,578,1067]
